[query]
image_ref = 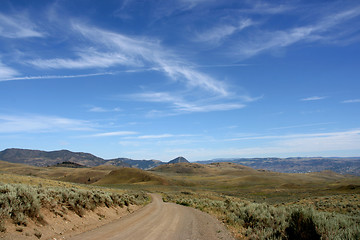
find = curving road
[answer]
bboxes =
[70,194,234,240]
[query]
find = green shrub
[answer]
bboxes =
[285,209,320,240]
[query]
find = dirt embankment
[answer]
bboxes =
[0,204,140,240]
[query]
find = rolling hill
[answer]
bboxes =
[150,162,360,199]
[0,160,168,185]
[1,148,359,175]
[94,168,169,185]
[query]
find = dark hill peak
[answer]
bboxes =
[168,156,189,164]
[0,148,105,167]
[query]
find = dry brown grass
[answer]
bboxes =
[94,168,169,185]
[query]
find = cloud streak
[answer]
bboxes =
[177,129,360,159]
[0,13,43,38]
[342,99,360,103]
[226,129,360,142]
[88,107,121,113]
[0,61,19,80]
[0,114,93,133]
[126,133,195,140]
[235,5,360,58]
[130,91,248,115]
[29,23,229,96]
[239,2,294,15]
[30,51,135,69]
[90,131,137,137]
[0,72,114,82]
[300,96,326,101]
[195,19,254,45]
[269,122,334,130]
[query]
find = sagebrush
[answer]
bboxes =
[0,183,149,231]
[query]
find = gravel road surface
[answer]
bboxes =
[70,193,234,240]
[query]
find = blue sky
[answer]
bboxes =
[0,0,360,161]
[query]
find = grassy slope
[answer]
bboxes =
[94,168,169,185]
[151,162,360,203]
[0,160,169,186]
[0,160,117,184]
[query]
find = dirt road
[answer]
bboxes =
[70,194,234,240]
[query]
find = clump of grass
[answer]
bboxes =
[0,183,149,231]
[164,192,360,240]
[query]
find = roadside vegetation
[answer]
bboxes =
[163,192,360,240]
[0,182,149,233]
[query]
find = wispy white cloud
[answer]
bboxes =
[133,91,259,105]
[90,131,137,137]
[195,63,250,68]
[30,50,136,69]
[122,129,360,159]
[0,13,43,38]
[176,102,245,113]
[342,99,360,103]
[226,129,360,142]
[300,96,327,101]
[0,114,93,133]
[195,19,254,45]
[29,23,229,96]
[179,0,214,8]
[126,133,194,140]
[88,106,121,113]
[269,122,334,130]
[0,61,19,80]
[175,129,360,159]
[239,2,294,15]
[159,65,228,96]
[137,134,175,139]
[130,91,248,115]
[235,5,360,58]
[0,72,114,82]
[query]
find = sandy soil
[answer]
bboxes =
[0,204,140,240]
[70,194,234,240]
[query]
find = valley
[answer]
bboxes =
[0,149,359,239]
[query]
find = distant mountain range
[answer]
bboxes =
[0,148,186,170]
[196,157,360,176]
[0,148,359,175]
[0,148,104,167]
